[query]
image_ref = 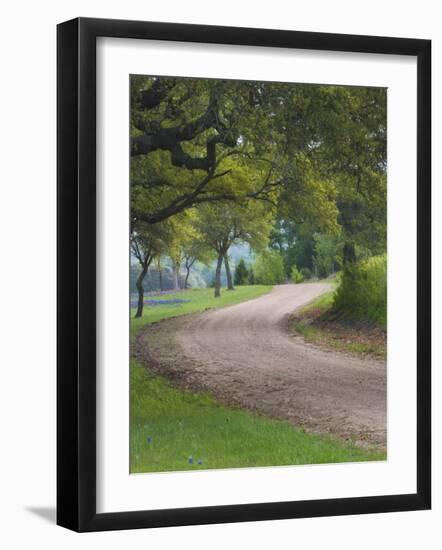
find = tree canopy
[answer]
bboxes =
[130,75,386,306]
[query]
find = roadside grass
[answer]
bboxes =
[131,361,385,473]
[131,285,272,335]
[300,289,336,310]
[289,290,386,359]
[131,285,386,473]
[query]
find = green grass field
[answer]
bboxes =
[130,285,272,334]
[130,285,386,473]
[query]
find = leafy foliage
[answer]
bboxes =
[234,258,249,286]
[313,233,342,278]
[333,255,387,327]
[253,250,286,285]
[300,267,312,280]
[195,199,273,296]
[290,265,304,284]
[129,75,387,319]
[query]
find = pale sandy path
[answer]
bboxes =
[135,283,386,447]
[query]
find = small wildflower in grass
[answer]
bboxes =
[197,459,203,465]
[188,456,193,464]
[147,436,152,444]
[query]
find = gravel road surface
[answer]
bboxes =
[135,283,386,447]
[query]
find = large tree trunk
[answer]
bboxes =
[343,242,356,266]
[214,252,224,298]
[224,254,234,290]
[135,264,148,318]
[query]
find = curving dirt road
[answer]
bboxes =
[135,283,386,447]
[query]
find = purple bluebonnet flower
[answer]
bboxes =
[146,289,185,297]
[147,436,152,444]
[130,298,190,307]
[197,459,203,465]
[188,456,193,464]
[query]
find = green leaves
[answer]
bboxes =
[253,250,286,285]
[130,76,386,274]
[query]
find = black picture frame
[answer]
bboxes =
[57,17,431,532]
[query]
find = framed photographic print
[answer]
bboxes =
[57,17,431,532]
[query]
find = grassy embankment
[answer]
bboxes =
[131,285,386,474]
[290,255,387,358]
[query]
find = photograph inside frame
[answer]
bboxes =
[129,75,387,474]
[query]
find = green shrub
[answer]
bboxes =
[291,265,304,284]
[234,258,249,285]
[300,267,312,280]
[313,233,342,278]
[253,250,285,285]
[333,254,386,328]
